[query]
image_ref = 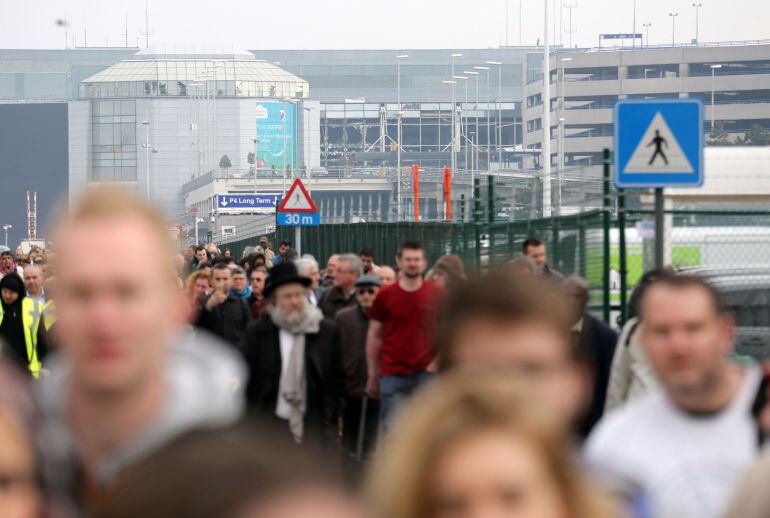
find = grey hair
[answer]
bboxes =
[337,253,363,276]
[296,257,320,277]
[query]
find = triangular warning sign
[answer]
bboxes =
[624,112,694,174]
[278,179,317,213]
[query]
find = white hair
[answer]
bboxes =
[296,257,320,277]
[337,253,363,276]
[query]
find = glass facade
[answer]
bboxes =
[90,100,137,181]
[79,60,308,100]
[320,101,520,167]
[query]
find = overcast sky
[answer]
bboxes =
[1,0,768,50]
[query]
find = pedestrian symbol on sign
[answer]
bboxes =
[647,130,668,165]
[623,112,694,174]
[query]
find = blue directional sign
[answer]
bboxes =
[216,194,280,210]
[614,99,704,189]
[601,33,643,40]
[277,212,320,226]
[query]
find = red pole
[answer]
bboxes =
[443,166,452,221]
[412,164,420,222]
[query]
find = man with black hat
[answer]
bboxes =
[240,262,345,446]
[335,273,381,460]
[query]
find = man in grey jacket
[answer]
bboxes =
[39,189,245,512]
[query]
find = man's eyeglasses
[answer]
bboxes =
[356,287,377,295]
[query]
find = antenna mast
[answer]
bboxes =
[140,0,153,48]
[26,191,37,240]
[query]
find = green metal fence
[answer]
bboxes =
[222,210,608,310]
[222,206,770,329]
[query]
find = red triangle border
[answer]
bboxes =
[277,179,318,213]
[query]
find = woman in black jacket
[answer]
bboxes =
[0,273,47,376]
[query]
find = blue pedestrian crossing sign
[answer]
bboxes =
[614,99,704,189]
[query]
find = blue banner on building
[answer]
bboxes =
[256,101,296,171]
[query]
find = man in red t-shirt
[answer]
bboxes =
[365,241,443,428]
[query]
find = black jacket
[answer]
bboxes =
[334,305,369,400]
[195,293,251,347]
[576,313,618,438]
[319,286,356,320]
[240,317,346,447]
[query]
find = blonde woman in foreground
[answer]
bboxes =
[367,370,616,518]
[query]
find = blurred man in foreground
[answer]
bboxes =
[437,272,589,433]
[586,273,763,518]
[93,423,362,518]
[41,189,245,510]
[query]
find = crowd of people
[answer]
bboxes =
[0,188,767,518]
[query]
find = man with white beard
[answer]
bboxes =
[240,262,346,447]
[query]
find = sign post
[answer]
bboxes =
[276,179,319,256]
[614,99,703,269]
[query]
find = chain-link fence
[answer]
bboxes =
[220,206,770,338]
[221,210,608,311]
[618,208,770,359]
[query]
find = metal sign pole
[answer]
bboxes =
[654,187,664,269]
[295,226,301,257]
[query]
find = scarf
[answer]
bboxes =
[231,286,252,300]
[267,302,323,443]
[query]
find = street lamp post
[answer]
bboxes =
[710,64,722,133]
[643,23,652,47]
[464,70,480,178]
[543,0,551,217]
[692,3,703,45]
[251,137,258,194]
[303,106,311,189]
[450,53,463,176]
[141,118,156,203]
[669,12,679,46]
[486,61,503,168]
[557,57,572,216]
[474,65,491,172]
[396,54,408,222]
[281,100,287,193]
[194,217,203,245]
[2,224,11,247]
[454,75,469,174]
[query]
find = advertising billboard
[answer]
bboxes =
[256,101,297,171]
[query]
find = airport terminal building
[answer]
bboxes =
[2,41,769,231]
[522,42,770,172]
[67,48,316,218]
